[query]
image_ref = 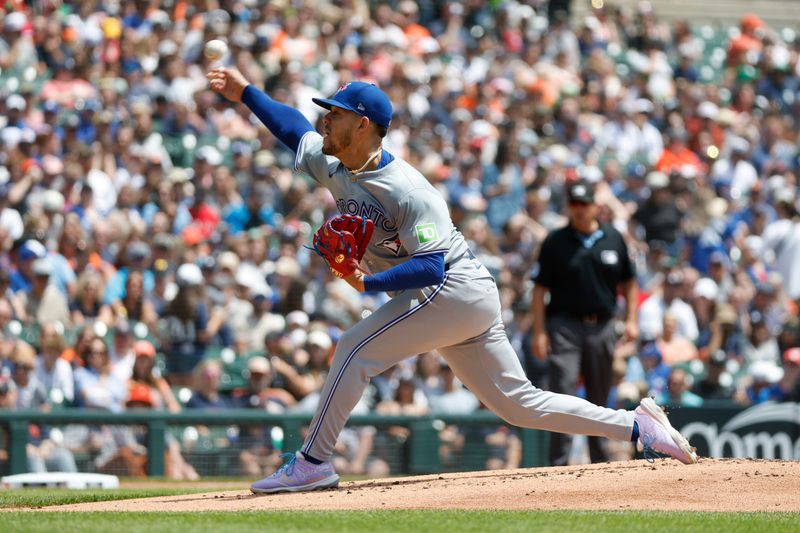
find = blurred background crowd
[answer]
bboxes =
[1,0,800,476]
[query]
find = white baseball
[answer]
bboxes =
[204,39,228,61]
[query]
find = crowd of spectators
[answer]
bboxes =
[1,0,800,474]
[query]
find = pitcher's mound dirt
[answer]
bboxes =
[49,458,800,513]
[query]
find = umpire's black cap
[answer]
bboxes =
[567,180,595,204]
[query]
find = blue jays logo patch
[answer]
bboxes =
[377,233,403,256]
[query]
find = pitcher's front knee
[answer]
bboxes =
[333,329,360,360]
[324,332,363,379]
[323,343,370,391]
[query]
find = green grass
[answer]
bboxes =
[0,488,209,509]
[0,511,798,533]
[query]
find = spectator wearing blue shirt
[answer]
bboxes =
[639,343,671,400]
[447,154,486,216]
[104,241,155,305]
[75,100,99,145]
[482,138,525,233]
[69,184,98,233]
[10,239,47,294]
[658,368,704,407]
[246,186,279,232]
[141,177,193,234]
[73,337,127,412]
[4,95,28,129]
[42,251,76,297]
[688,199,729,275]
[158,264,231,386]
[745,361,786,404]
[185,360,235,409]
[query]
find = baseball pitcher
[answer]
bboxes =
[207,68,698,494]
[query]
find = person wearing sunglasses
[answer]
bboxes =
[532,179,640,466]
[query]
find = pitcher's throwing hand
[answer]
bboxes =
[206,67,248,103]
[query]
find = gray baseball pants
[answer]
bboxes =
[301,271,635,461]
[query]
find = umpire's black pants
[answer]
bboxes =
[546,313,617,465]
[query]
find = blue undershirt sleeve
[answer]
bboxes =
[240,84,314,153]
[363,253,445,292]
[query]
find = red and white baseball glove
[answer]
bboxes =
[311,214,374,278]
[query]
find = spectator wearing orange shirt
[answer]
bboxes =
[126,340,198,480]
[126,341,177,416]
[727,14,765,68]
[655,128,703,176]
[397,1,433,57]
[269,14,316,65]
[686,101,725,155]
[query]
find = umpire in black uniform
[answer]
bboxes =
[532,180,639,465]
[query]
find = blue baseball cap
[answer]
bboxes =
[19,240,46,261]
[42,100,60,114]
[639,342,662,362]
[312,82,392,129]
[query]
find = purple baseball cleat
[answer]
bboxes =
[634,397,698,465]
[250,452,340,494]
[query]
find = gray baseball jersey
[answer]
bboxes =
[295,131,487,279]
[294,131,634,461]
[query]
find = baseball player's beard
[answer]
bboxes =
[322,129,353,158]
